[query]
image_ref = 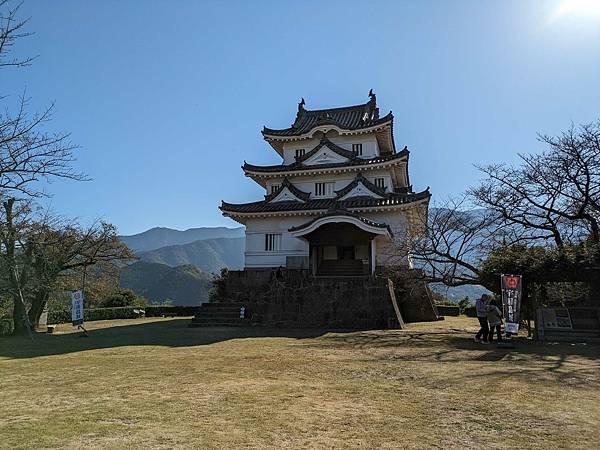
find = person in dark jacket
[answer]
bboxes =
[474,294,490,343]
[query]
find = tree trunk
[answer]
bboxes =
[2,198,28,335]
[28,289,50,330]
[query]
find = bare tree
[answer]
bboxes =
[0,0,91,334]
[407,196,503,291]
[0,0,36,69]
[1,0,86,196]
[471,121,600,248]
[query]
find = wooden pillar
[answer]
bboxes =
[370,240,376,275]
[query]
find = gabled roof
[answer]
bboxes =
[243,146,409,175]
[220,189,431,216]
[289,210,393,238]
[334,173,387,199]
[295,138,356,164]
[263,178,310,203]
[262,90,393,138]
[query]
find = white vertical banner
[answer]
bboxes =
[71,290,84,326]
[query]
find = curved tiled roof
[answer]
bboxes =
[263,178,310,202]
[243,147,409,174]
[262,92,393,138]
[220,189,430,215]
[288,210,392,234]
[296,138,356,163]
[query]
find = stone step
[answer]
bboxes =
[194,311,242,319]
[188,321,249,328]
[201,302,246,308]
[192,316,244,323]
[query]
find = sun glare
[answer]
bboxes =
[549,0,600,22]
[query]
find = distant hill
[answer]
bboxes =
[429,283,490,303]
[137,237,244,274]
[120,226,245,253]
[120,261,213,306]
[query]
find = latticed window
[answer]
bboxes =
[264,233,282,252]
[314,182,335,197]
[352,143,363,156]
[270,184,280,194]
[295,148,305,159]
[374,177,386,190]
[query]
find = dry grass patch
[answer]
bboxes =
[1,316,598,449]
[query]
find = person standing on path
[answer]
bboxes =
[474,294,490,343]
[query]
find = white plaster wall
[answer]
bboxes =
[291,170,394,197]
[263,171,394,198]
[244,216,313,268]
[365,209,411,267]
[282,139,320,165]
[281,133,380,164]
[328,134,379,158]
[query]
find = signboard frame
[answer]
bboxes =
[71,290,84,326]
[501,274,522,335]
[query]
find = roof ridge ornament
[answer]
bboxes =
[298,97,305,112]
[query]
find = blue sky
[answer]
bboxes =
[2,0,599,235]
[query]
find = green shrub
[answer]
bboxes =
[436,305,460,316]
[144,306,199,317]
[47,305,199,324]
[101,289,147,308]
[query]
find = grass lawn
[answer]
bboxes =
[1,316,599,449]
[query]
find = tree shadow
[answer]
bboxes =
[0,318,334,359]
[316,329,600,386]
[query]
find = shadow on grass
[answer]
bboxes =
[317,330,600,386]
[0,318,331,359]
[2,318,599,379]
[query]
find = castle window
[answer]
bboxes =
[352,143,363,156]
[270,184,280,194]
[314,182,335,197]
[374,177,386,190]
[264,233,282,252]
[295,148,305,159]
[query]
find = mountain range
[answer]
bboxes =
[120,261,213,306]
[137,237,244,274]
[119,226,245,253]
[118,226,246,305]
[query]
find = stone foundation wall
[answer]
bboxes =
[218,269,438,329]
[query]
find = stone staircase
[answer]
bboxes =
[189,302,249,327]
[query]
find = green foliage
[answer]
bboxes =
[458,296,471,313]
[210,267,228,302]
[120,261,212,306]
[0,317,13,336]
[435,305,460,316]
[101,288,147,308]
[47,305,197,324]
[480,242,600,287]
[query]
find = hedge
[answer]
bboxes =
[435,305,460,316]
[0,318,13,336]
[47,305,199,324]
[464,306,477,317]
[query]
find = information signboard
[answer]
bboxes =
[501,274,522,335]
